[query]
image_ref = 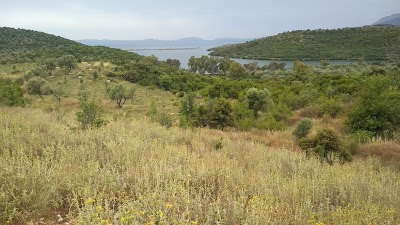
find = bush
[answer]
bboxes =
[347,76,400,136]
[293,118,312,139]
[299,129,352,164]
[76,101,108,129]
[0,78,26,106]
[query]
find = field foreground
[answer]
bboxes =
[0,107,399,224]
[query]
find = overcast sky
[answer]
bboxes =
[0,0,399,40]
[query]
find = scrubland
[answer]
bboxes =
[1,107,399,225]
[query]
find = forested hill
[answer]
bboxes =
[0,27,79,53]
[209,26,400,60]
[0,27,142,64]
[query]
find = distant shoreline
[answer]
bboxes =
[127,47,201,51]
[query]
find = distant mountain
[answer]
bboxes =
[77,38,253,49]
[210,26,400,60]
[373,13,400,26]
[0,27,79,53]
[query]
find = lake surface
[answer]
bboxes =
[130,46,360,69]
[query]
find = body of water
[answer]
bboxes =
[130,46,361,69]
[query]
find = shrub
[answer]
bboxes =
[299,129,352,164]
[293,118,312,139]
[347,76,400,136]
[76,101,108,129]
[0,78,26,106]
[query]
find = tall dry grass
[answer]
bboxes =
[0,107,399,224]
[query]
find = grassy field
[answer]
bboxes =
[1,107,399,225]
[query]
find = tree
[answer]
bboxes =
[58,55,77,72]
[107,84,134,108]
[188,56,198,73]
[26,77,51,100]
[206,98,234,129]
[166,59,181,68]
[294,61,311,77]
[246,88,273,117]
[51,84,65,103]
[43,58,57,76]
[228,62,246,79]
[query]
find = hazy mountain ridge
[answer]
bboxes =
[209,26,400,60]
[373,13,400,26]
[77,37,254,49]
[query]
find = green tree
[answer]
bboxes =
[294,61,311,77]
[58,55,77,72]
[26,77,51,100]
[188,56,198,73]
[107,84,134,108]
[207,98,234,129]
[76,101,108,129]
[246,88,273,117]
[228,62,246,79]
[43,58,57,76]
[51,84,65,103]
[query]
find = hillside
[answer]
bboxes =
[373,13,400,26]
[0,27,79,53]
[0,27,142,64]
[209,26,400,60]
[1,107,399,224]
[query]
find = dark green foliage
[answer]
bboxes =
[26,77,51,99]
[107,84,134,108]
[262,62,286,71]
[210,26,400,60]
[347,76,400,136]
[0,27,78,54]
[58,55,77,72]
[0,78,26,106]
[201,98,234,129]
[300,129,351,164]
[76,101,108,129]
[43,58,57,76]
[228,62,246,79]
[246,88,273,117]
[188,56,233,75]
[293,118,312,139]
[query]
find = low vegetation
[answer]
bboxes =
[1,107,399,224]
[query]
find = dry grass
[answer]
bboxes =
[1,107,399,225]
[357,141,400,168]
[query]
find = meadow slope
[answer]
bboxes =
[1,107,399,224]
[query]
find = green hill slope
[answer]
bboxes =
[209,26,400,60]
[0,27,79,53]
[0,27,142,64]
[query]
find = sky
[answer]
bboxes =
[0,0,399,40]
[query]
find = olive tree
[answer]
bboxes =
[107,84,134,108]
[246,88,273,117]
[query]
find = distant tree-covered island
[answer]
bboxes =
[209,25,400,60]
